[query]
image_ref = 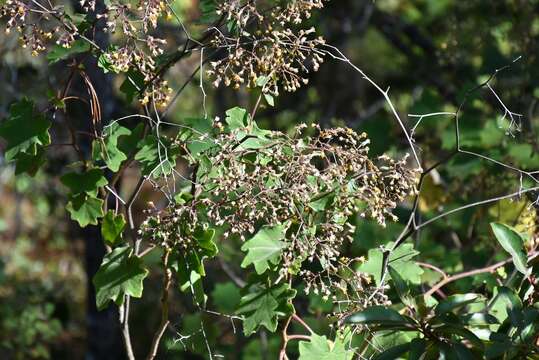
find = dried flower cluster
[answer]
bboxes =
[1,0,172,107]
[139,205,200,251]
[96,0,172,107]
[140,121,418,315]
[203,123,417,305]
[204,124,417,242]
[0,0,73,56]
[206,0,328,94]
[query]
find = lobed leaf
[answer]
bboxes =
[92,246,149,310]
[241,224,287,275]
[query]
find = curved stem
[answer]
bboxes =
[425,251,538,297]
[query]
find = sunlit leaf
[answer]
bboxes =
[490,223,529,274]
[93,246,148,310]
[358,243,423,285]
[101,210,126,247]
[66,193,104,227]
[225,107,249,130]
[298,334,354,360]
[236,282,296,335]
[241,224,287,274]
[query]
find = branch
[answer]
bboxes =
[279,313,314,359]
[119,301,136,360]
[425,251,538,297]
[147,248,173,360]
[292,314,314,335]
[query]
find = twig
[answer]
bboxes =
[416,261,447,279]
[425,251,538,297]
[279,313,314,359]
[292,314,314,334]
[251,93,263,120]
[147,248,173,360]
[126,175,146,233]
[119,301,136,360]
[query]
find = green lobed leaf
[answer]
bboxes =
[135,135,179,178]
[95,123,132,172]
[13,146,46,176]
[0,98,51,161]
[175,230,217,307]
[388,265,414,308]
[225,107,249,130]
[92,246,149,310]
[195,227,218,258]
[60,168,107,196]
[298,334,354,360]
[358,243,424,285]
[101,211,126,247]
[308,192,334,212]
[187,138,215,158]
[241,224,287,274]
[66,193,104,228]
[183,117,214,134]
[176,252,207,306]
[490,223,529,274]
[236,282,296,335]
[117,123,145,155]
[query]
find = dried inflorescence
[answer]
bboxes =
[202,124,418,284]
[96,1,172,107]
[140,122,418,314]
[1,1,64,56]
[139,204,200,251]
[206,0,328,95]
[0,0,172,107]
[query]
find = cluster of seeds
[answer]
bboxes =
[301,256,393,325]
[138,121,418,317]
[1,0,172,107]
[206,0,328,94]
[205,125,417,232]
[96,1,172,107]
[274,0,326,25]
[140,122,417,315]
[1,1,69,56]
[202,124,418,279]
[139,204,201,251]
